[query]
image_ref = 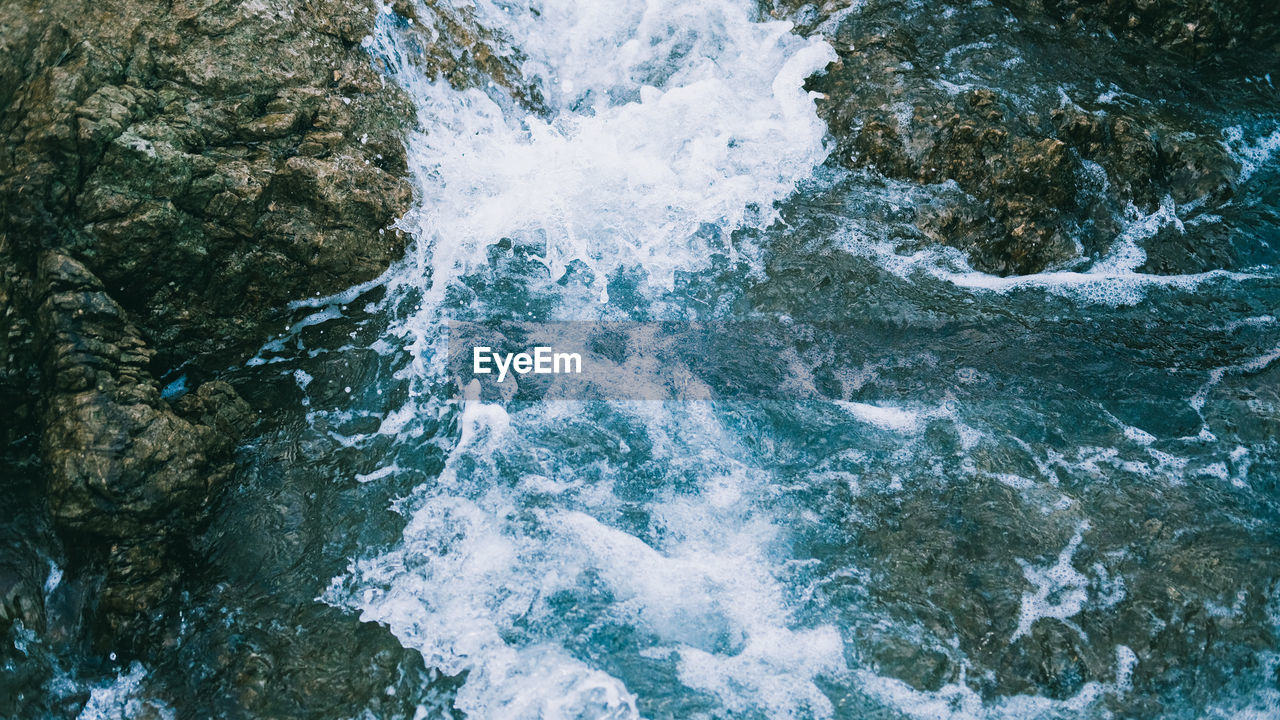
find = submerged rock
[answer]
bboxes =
[1014,0,1280,58]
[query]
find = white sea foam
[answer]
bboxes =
[834,189,1266,306]
[329,4,848,715]
[1011,521,1091,642]
[76,663,174,720]
[814,1,866,36]
[373,0,835,309]
[296,1,1280,717]
[332,397,848,718]
[835,400,923,432]
[1223,125,1280,183]
[44,561,63,596]
[835,393,958,436]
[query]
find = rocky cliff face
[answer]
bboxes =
[0,0,413,659]
[0,2,541,711]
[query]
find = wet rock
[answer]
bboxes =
[36,252,248,539]
[410,0,545,109]
[0,239,41,465]
[0,0,421,664]
[783,0,1253,274]
[0,0,416,368]
[0,566,42,632]
[0,0,530,692]
[1015,0,1280,58]
[31,251,252,652]
[998,623,1100,699]
[810,53,1085,272]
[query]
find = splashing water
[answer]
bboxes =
[231,1,1280,719]
[374,0,835,307]
[323,1,850,718]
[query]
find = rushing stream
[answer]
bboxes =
[37,0,1280,718]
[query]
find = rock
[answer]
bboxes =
[0,565,42,631]
[998,623,1101,699]
[29,251,251,651]
[1019,0,1280,59]
[36,252,247,538]
[788,0,1254,274]
[0,0,415,659]
[810,55,1089,272]
[0,0,530,672]
[0,0,416,369]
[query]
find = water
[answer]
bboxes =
[10,0,1280,717]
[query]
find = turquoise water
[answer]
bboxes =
[22,0,1280,718]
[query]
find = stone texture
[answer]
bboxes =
[1022,0,1280,58]
[0,0,420,658]
[0,0,537,672]
[0,0,415,367]
[772,0,1266,274]
[33,250,252,650]
[36,252,249,539]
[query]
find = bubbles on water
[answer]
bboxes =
[330,397,849,719]
[322,5,855,714]
[231,2,1280,719]
[835,400,925,433]
[1011,522,1091,643]
[75,663,173,720]
[1223,125,1280,183]
[878,195,1258,307]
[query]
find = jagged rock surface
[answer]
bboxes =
[0,1,541,710]
[0,0,415,367]
[36,252,248,538]
[0,0,415,660]
[31,250,251,650]
[1020,0,1280,57]
[772,0,1270,274]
